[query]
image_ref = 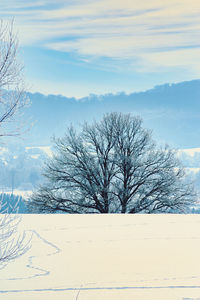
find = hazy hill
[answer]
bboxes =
[22,79,200,148]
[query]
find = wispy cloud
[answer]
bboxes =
[1,0,200,74]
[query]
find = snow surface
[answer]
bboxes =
[25,146,52,157]
[178,148,200,157]
[1,214,200,299]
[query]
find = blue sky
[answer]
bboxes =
[1,0,200,98]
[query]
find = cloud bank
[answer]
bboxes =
[1,0,200,74]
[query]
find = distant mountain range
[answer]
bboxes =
[20,79,200,148]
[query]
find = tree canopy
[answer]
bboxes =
[29,112,196,213]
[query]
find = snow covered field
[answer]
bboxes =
[1,214,200,300]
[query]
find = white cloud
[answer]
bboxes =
[1,0,200,73]
[139,48,200,74]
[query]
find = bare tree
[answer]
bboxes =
[29,112,196,213]
[0,201,30,269]
[112,114,194,213]
[0,19,30,267]
[0,19,27,138]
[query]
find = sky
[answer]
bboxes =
[0,0,200,98]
